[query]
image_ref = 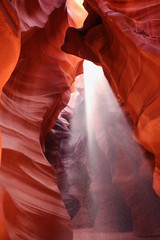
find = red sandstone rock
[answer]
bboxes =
[13,0,64,31]
[1,0,160,239]
[0,1,20,238]
[0,1,85,239]
[0,0,20,92]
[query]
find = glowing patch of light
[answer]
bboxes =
[66,0,88,28]
[83,60,124,150]
[83,60,121,117]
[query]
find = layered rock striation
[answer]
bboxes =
[0,1,20,238]
[1,0,160,239]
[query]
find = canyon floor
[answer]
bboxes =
[73,229,160,240]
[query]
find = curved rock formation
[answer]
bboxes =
[0,2,20,238]
[45,92,99,228]
[0,0,20,92]
[1,0,160,239]
[0,1,85,239]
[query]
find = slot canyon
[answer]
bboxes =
[1,0,160,239]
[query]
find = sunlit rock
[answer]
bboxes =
[0,0,20,92]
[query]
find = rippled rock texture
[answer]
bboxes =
[0,0,20,92]
[1,0,160,239]
[0,1,20,238]
[45,92,99,228]
[0,1,86,239]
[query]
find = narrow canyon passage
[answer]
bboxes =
[45,61,160,239]
[1,0,160,239]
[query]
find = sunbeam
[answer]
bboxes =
[81,60,157,235]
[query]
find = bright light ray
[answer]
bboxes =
[62,60,155,235]
[83,60,133,154]
[83,60,127,156]
[83,60,123,121]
